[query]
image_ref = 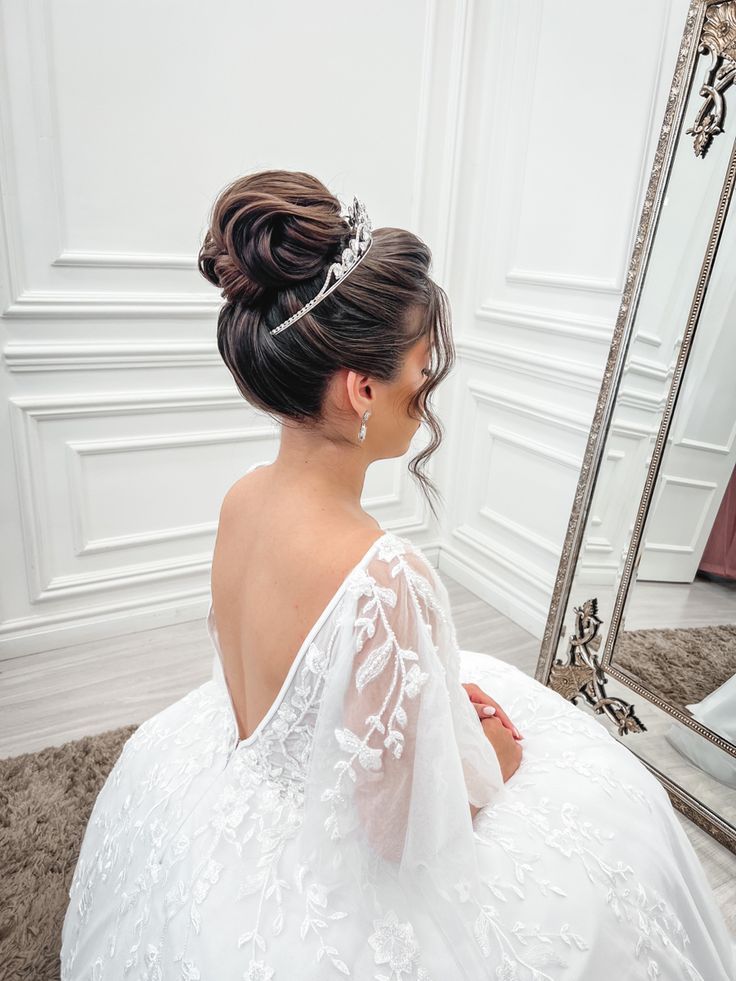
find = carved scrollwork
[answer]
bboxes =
[687,1,736,155]
[549,599,647,737]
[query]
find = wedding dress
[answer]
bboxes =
[60,473,735,980]
[666,672,736,789]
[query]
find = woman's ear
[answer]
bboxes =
[344,368,374,417]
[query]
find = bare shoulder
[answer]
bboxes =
[216,464,386,578]
[219,463,266,508]
[320,521,387,579]
[216,465,278,534]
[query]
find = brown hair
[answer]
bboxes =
[197,169,455,520]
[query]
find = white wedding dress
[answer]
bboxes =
[60,495,735,979]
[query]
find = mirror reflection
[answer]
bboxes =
[615,208,736,784]
[541,5,736,855]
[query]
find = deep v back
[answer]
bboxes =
[206,460,388,748]
[206,533,388,748]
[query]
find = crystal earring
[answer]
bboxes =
[358,409,371,442]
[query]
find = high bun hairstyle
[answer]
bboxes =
[198,169,455,519]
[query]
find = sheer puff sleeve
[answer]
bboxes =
[298,533,507,976]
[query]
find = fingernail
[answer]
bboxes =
[482,706,496,716]
[513,727,523,739]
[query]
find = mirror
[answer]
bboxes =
[536,0,736,852]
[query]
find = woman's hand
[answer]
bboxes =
[481,715,522,782]
[461,682,523,741]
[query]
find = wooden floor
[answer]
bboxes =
[626,575,736,630]
[1,568,733,935]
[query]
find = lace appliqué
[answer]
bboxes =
[368,909,433,981]
[315,537,449,979]
[320,539,438,843]
[61,529,730,981]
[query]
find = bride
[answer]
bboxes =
[60,170,735,980]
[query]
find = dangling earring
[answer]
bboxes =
[358,409,371,443]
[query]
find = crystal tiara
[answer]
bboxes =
[269,195,373,336]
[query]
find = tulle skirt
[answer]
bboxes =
[457,648,735,981]
[60,647,735,980]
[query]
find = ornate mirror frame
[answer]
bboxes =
[535,0,736,853]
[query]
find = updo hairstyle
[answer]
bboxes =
[197,169,454,518]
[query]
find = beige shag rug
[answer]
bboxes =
[0,724,138,981]
[614,623,736,713]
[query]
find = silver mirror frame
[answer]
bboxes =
[535,0,736,854]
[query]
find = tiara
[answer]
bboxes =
[268,195,373,336]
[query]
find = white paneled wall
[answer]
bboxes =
[434,0,691,638]
[0,0,690,656]
[0,0,470,656]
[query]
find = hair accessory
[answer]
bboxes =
[269,196,373,336]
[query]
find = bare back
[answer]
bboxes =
[209,464,383,742]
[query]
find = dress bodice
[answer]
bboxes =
[205,530,394,794]
[206,597,335,795]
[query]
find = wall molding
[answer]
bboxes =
[456,335,603,394]
[4,341,220,371]
[53,250,198,269]
[484,421,581,471]
[441,524,553,637]
[466,378,592,436]
[476,299,614,346]
[9,391,273,601]
[479,505,559,558]
[680,430,736,455]
[3,290,220,319]
[643,474,716,554]
[505,266,621,295]
[66,430,256,555]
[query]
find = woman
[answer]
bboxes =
[60,171,734,980]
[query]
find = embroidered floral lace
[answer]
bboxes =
[60,531,735,979]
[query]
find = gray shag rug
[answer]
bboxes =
[0,724,138,981]
[614,623,736,713]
